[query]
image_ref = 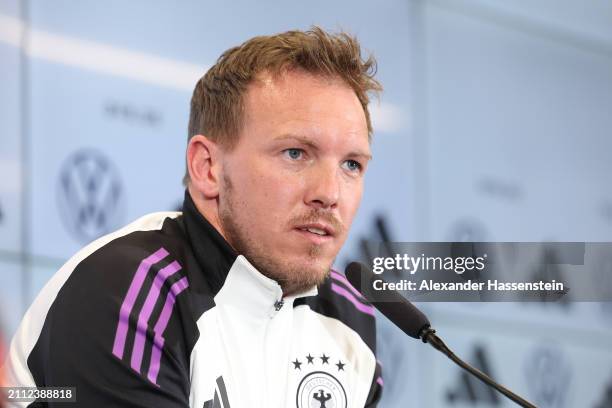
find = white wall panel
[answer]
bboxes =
[28,61,187,258]
[424,3,612,242]
[0,259,24,342]
[0,42,22,254]
[425,324,612,407]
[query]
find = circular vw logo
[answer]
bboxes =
[57,149,124,243]
[296,371,347,408]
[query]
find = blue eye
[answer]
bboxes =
[284,148,303,160]
[342,159,362,172]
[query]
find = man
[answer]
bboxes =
[3,27,383,407]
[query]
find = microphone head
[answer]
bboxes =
[345,262,430,339]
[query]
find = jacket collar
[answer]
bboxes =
[215,255,318,317]
[183,190,238,295]
[182,190,318,302]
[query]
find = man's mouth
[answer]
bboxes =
[295,222,335,238]
[299,227,328,236]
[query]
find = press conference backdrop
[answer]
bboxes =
[1,0,612,406]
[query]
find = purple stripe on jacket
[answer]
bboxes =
[330,282,375,316]
[112,248,168,359]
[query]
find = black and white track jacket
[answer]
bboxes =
[4,192,382,407]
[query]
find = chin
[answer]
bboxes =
[282,265,330,295]
[301,260,333,281]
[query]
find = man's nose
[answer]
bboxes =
[304,163,340,210]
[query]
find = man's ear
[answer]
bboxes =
[187,134,222,198]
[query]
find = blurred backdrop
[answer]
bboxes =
[1,0,612,406]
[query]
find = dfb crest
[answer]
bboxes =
[296,371,347,408]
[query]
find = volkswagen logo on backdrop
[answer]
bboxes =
[57,149,124,243]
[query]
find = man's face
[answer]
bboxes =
[218,69,370,295]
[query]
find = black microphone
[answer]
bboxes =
[345,262,430,339]
[345,262,537,408]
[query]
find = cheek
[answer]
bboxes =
[236,166,305,217]
[261,161,305,193]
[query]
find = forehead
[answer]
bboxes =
[240,69,369,146]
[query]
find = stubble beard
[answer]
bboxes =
[218,173,333,296]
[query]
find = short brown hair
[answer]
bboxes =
[184,26,382,185]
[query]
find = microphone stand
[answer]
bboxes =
[419,327,537,408]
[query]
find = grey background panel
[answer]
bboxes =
[425,323,612,407]
[28,61,188,257]
[0,42,22,254]
[0,259,24,340]
[424,3,612,242]
[0,0,19,17]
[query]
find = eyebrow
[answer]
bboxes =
[273,134,373,161]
